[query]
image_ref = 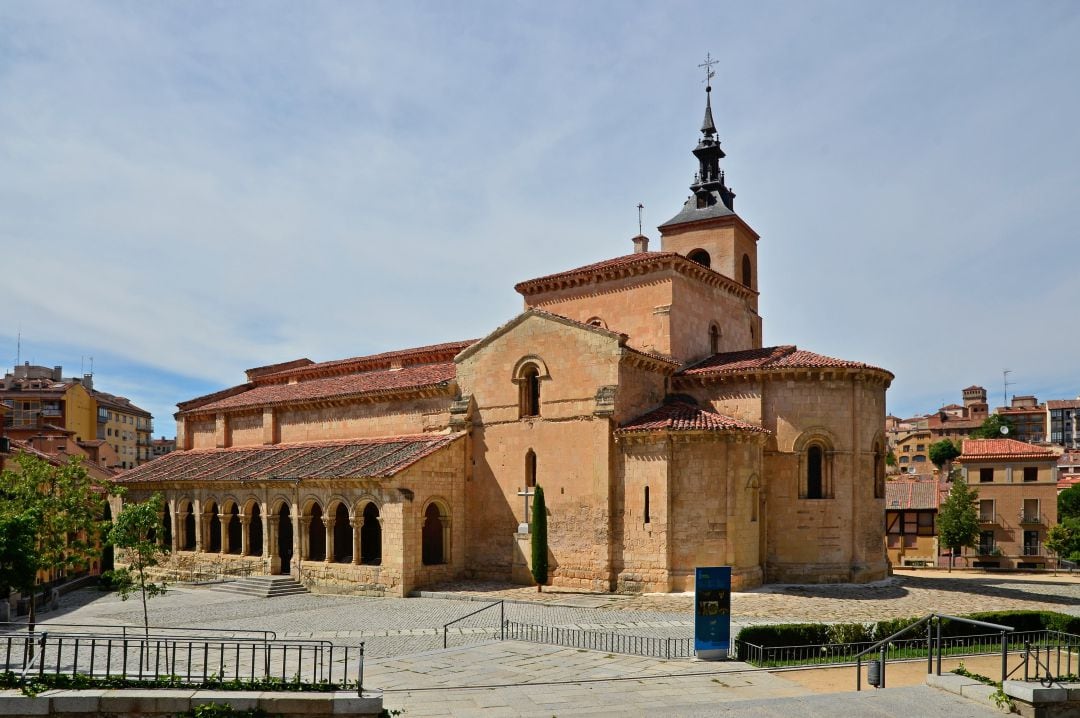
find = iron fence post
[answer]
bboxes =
[879,645,886,689]
[856,656,862,691]
[927,619,933,675]
[1000,631,1007,685]
[1024,641,1030,681]
[935,618,942,676]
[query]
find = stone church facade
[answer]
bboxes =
[117,84,893,595]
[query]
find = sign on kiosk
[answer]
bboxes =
[694,566,731,660]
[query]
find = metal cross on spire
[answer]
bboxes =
[698,52,718,89]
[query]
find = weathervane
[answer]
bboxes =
[698,52,718,89]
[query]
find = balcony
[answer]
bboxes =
[978,513,999,525]
[1022,545,1043,557]
[1018,512,1045,526]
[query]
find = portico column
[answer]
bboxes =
[194,502,203,552]
[218,514,228,554]
[239,513,250,556]
[351,518,363,565]
[442,516,452,564]
[300,515,310,561]
[169,504,179,553]
[323,517,335,564]
[261,509,271,560]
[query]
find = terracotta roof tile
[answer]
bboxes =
[114,433,463,484]
[1048,399,1080,410]
[886,479,940,511]
[181,362,456,415]
[616,401,769,435]
[1058,476,1080,490]
[513,251,757,299]
[959,438,1057,461]
[679,345,891,377]
[257,340,477,382]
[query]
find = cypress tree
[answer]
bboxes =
[530,485,548,591]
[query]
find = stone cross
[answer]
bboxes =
[516,488,534,533]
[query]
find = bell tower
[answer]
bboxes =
[659,57,760,311]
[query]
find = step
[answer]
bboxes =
[214,576,308,598]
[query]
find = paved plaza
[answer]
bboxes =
[14,570,1078,716]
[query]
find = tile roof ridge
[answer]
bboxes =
[255,339,477,383]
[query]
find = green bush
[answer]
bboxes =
[735,610,1080,661]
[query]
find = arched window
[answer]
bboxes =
[227,504,242,554]
[333,503,351,563]
[422,503,447,565]
[586,317,605,328]
[806,445,824,499]
[709,324,720,354]
[360,502,382,565]
[525,450,537,488]
[688,249,711,268]
[207,501,221,553]
[741,254,752,288]
[276,503,292,575]
[520,365,541,418]
[182,501,196,550]
[248,503,263,556]
[307,503,325,561]
[161,502,172,548]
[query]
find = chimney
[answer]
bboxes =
[632,234,650,253]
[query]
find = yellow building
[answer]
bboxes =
[957,438,1058,569]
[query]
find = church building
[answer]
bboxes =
[117,80,893,595]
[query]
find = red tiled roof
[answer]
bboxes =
[959,438,1057,461]
[1058,475,1080,490]
[616,401,769,435]
[1048,399,1080,410]
[678,345,891,378]
[115,433,464,484]
[256,340,477,383]
[886,479,940,510]
[180,362,456,415]
[513,251,757,299]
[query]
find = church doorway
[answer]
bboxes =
[277,504,293,575]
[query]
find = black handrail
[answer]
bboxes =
[855,613,1014,691]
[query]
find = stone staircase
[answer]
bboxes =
[214,575,309,598]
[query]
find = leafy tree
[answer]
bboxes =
[937,472,980,572]
[530,485,548,592]
[0,453,111,629]
[106,493,169,641]
[1058,484,1080,522]
[929,439,961,469]
[885,450,897,468]
[1045,523,1075,574]
[969,414,1015,440]
[0,510,40,599]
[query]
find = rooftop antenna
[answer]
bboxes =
[15,327,21,366]
[89,356,94,376]
[637,203,644,235]
[1003,369,1013,408]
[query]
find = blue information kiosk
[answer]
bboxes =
[694,566,731,660]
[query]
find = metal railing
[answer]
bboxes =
[503,620,693,659]
[0,629,364,693]
[854,614,1013,691]
[1006,632,1080,686]
[0,622,276,643]
[442,601,504,649]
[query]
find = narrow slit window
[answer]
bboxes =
[644,486,650,524]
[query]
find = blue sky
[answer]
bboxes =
[2,1,1078,437]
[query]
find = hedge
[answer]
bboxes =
[735,610,1080,660]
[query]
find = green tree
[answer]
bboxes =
[0,453,111,629]
[1045,523,1074,574]
[885,449,897,468]
[530,485,548,592]
[106,493,169,641]
[928,439,961,469]
[969,414,1015,439]
[0,510,40,599]
[1058,484,1080,522]
[937,472,980,572]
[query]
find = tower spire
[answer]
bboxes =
[689,53,735,211]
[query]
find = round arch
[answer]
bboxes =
[421,498,451,566]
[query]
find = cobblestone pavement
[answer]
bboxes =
[423,569,1080,622]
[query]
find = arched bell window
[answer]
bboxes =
[688,249,711,268]
[741,254,752,288]
[519,365,541,418]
